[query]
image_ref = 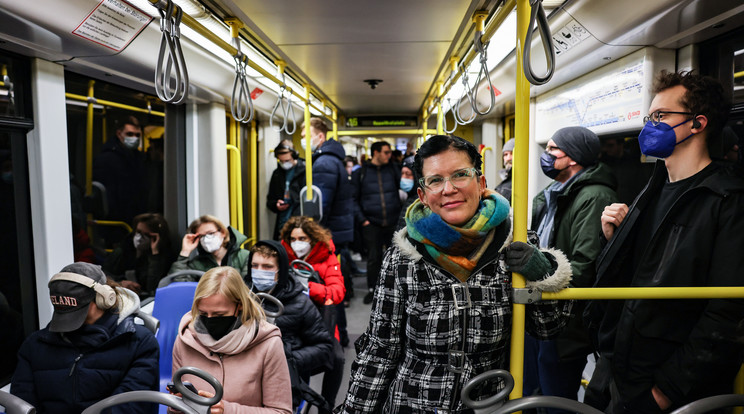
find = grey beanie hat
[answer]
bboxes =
[551,127,600,167]
[503,138,515,153]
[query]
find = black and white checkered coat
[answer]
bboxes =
[340,226,573,413]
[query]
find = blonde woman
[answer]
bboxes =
[170,215,250,277]
[171,266,292,414]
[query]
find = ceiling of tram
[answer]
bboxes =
[208,0,484,116]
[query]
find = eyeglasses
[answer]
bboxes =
[643,110,694,127]
[419,167,479,193]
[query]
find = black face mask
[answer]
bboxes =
[201,315,238,340]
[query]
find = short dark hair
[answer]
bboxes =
[414,135,481,182]
[370,141,390,156]
[115,115,141,132]
[653,70,730,140]
[249,244,279,259]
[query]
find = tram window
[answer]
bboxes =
[0,53,29,119]
[64,73,165,250]
[735,46,744,105]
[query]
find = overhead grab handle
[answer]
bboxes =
[442,57,460,134]
[456,62,477,125]
[270,60,297,134]
[471,11,495,116]
[523,0,555,85]
[226,18,254,123]
[153,0,189,104]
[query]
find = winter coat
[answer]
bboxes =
[172,312,292,414]
[169,226,250,277]
[351,162,402,227]
[92,139,147,223]
[11,289,159,414]
[494,168,512,202]
[282,239,345,306]
[312,140,354,244]
[267,160,307,239]
[340,224,573,413]
[103,232,175,295]
[585,161,744,411]
[530,163,617,359]
[246,240,334,376]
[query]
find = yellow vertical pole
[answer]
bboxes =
[101,108,108,144]
[332,107,338,141]
[228,118,238,230]
[250,119,257,245]
[304,84,313,200]
[436,82,444,135]
[85,80,95,197]
[509,0,532,402]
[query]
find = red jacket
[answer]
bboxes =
[282,239,346,306]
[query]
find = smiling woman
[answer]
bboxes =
[338,135,575,413]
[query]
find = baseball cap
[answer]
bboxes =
[48,262,107,332]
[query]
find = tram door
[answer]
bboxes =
[0,51,36,387]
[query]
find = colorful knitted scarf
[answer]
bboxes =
[405,189,510,282]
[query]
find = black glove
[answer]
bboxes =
[504,241,554,281]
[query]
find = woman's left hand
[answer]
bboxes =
[198,390,224,414]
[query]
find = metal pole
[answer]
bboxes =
[304,85,313,200]
[509,0,531,402]
[249,119,257,245]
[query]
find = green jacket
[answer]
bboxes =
[168,226,250,277]
[532,162,618,289]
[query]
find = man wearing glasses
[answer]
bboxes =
[524,126,618,411]
[586,71,744,413]
[352,141,401,304]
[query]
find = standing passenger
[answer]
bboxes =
[351,141,402,304]
[586,70,744,413]
[171,266,292,413]
[301,117,354,247]
[494,138,514,202]
[266,141,306,240]
[339,135,573,413]
[524,127,617,410]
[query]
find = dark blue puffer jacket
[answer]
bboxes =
[352,162,402,227]
[311,139,354,245]
[11,295,159,414]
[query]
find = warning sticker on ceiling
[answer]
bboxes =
[73,0,153,52]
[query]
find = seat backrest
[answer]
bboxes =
[0,390,35,414]
[152,282,198,393]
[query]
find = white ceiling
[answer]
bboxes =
[211,0,487,116]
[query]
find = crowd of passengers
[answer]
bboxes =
[7,70,744,414]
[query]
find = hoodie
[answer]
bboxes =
[246,240,334,375]
[172,312,292,414]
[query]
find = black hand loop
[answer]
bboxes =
[523,0,555,85]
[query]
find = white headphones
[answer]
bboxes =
[49,272,117,309]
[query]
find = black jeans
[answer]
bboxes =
[362,223,396,290]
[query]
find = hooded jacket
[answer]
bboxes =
[246,240,334,378]
[586,161,744,411]
[11,288,159,414]
[92,139,147,223]
[312,140,354,244]
[340,224,573,413]
[267,159,307,239]
[281,239,345,306]
[530,162,617,358]
[172,312,292,414]
[169,226,250,277]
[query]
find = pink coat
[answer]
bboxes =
[172,313,292,414]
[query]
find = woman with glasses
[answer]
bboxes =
[338,135,574,413]
[169,215,250,278]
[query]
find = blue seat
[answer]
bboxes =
[152,282,198,395]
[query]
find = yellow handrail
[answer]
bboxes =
[542,286,744,300]
[89,220,133,233]
[66,93,165,117]
[479,146,492,175]
[508,0,531,402]
[226,144,244,234]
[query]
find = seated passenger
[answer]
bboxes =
[169,215,249,278]
[246,240,334,409]
[279,216,345,307]
[11,262,159,414]
[170,266,292,413]
[103,213,174,297]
